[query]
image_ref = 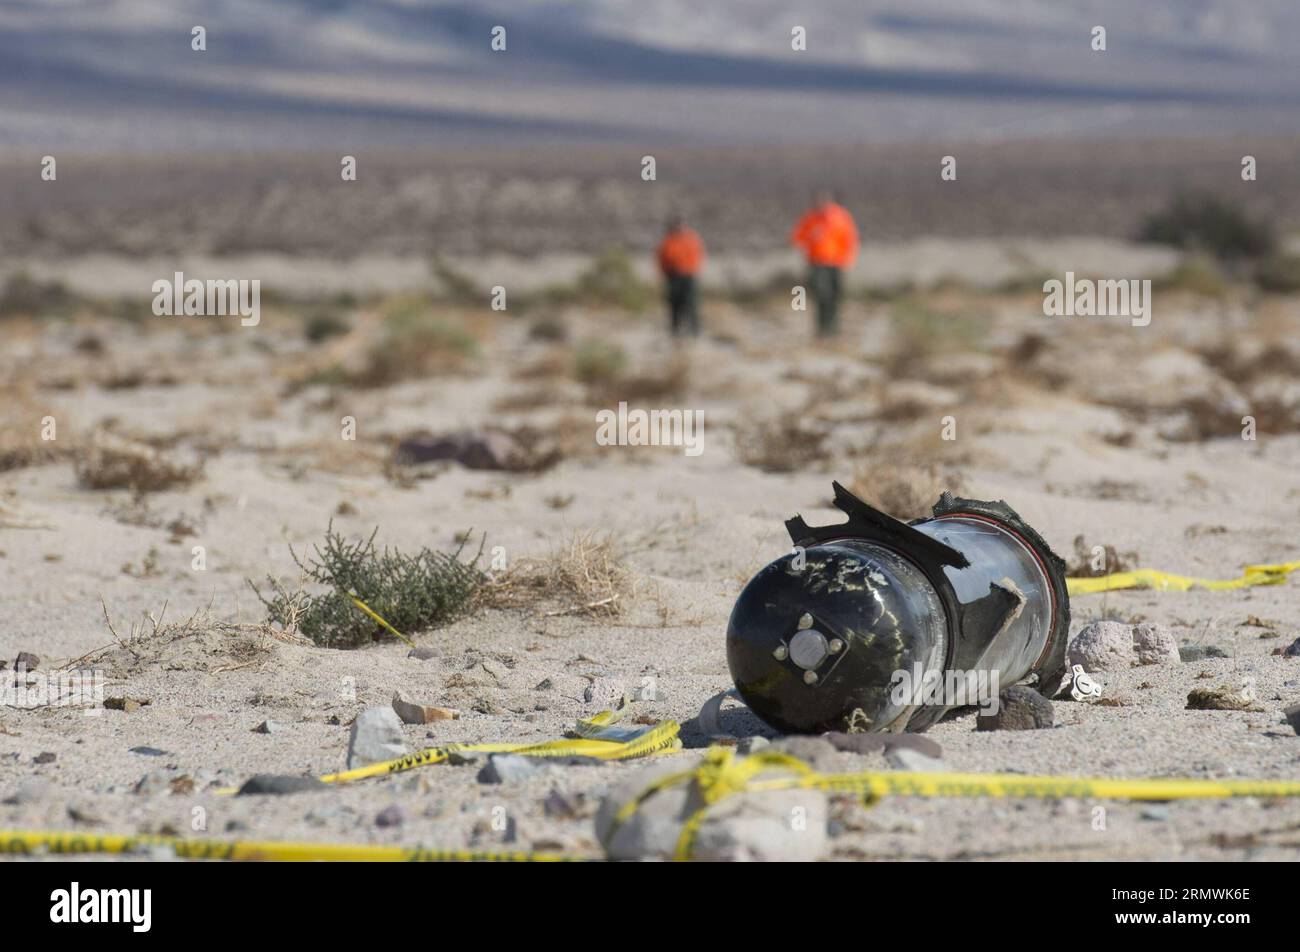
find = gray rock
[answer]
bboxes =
[407,645,438,660]
[1284,637,1300,657]
[252,720,280,734]
[133,771,172,796]
[375,804,407,827]
[1132,624,1180,665]
[768,735,839,771]
[347,706,409,769]
[477,754,544,784]
[67,802,104,825]
[33,751,56,764]
[690,788,829,862]
[129,746,168,757]
[885,747,946,772]
[3,779,52,804]
[583,677,627,707]
[1179,643,1230,662]
[629,680,660,702]
[1068,621,1136,672]
[885,734,944,759]
[305,805,354,825]
[596,759,828,861]
[543,789,589,819]
[1141,805,1170,821]
[1186,686,1261,711]
[976,685,1054,731]
[1283,704,1300,735]
[823,733,888,755]
[237,774,328,796]
[13,652,39,671]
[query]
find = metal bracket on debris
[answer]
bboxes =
[698,688,750,742]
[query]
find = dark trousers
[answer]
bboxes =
[809,265,842,337]
[666,274,699,336]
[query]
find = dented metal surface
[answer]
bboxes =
[725,483,1070,734]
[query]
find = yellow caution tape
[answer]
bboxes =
[1067,560,1300,595]
[319,717,681,784]
[347,593,416,648]
[0,830,583,862]
[209,709,681,793]
[11,746,1300,862]
[610,746,1300,861]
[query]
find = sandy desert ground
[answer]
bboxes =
[2,221,1300,862]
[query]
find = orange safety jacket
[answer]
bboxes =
[657,228,705,277]
[790,203,859,268]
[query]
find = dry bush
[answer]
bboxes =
[516,344,690,407]
[0,393,67,472]
[1065,535,1139,577]
[480,531,634,617]
[847,457,965,520]
[527,316,569,342]
[354,317,477,387]
[75,431,203,492]
[732,413,831,473]
[586,354,691,406]
[515,347,572,381]
[0,272,75,319]
[884,297,987,377]
[572,339,627,387]
[1153,255,1230,297]
[293,299,479,390]
[74,601,308,678]
[492,383,580,413]
[1139,192,1275,261]
[514,412,606,465]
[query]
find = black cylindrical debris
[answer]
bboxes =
[726,483,1070,734]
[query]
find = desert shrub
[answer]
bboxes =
[1153,255,1229,297]
[546,248,654,311]
[732,413,830,473]
[995,272,1056,295]
[1064,535,1139,577]
[886,298,985,374]
[1139,193,1274,260]
[528,316,568,342]
[251,524,485,649]
[0,271,75,319]
[430,256,481,304]
[304,308,352,343]
[0,392,66,472]
[75,432,203,492]
[847,458,964,521]
[573,339,627,386]
[586,354,690,407]
[1254,254,1300,293]
[728,269,803,308]
[354,299,478,386]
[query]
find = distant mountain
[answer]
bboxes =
[4,0,1300,150]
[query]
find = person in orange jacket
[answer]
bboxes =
[791,190,859,337]
[656,216,705,336]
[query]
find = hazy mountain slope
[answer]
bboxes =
[3,0,1299,149]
